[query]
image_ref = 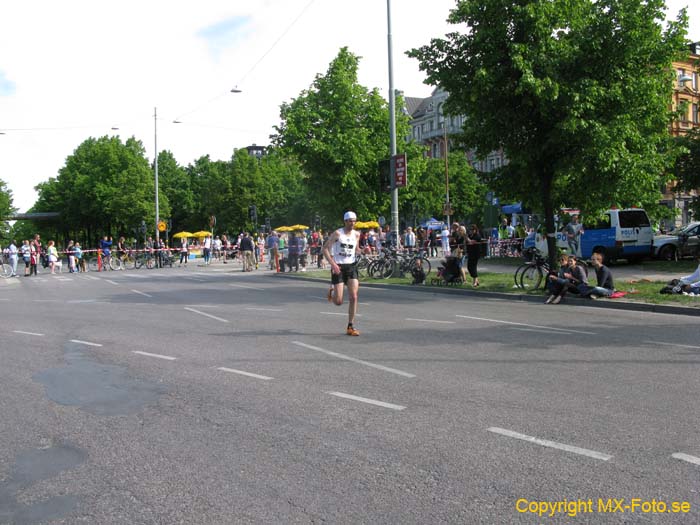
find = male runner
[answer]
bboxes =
[323,211,361,336]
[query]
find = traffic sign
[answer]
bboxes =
[393,154,407,188]
[157,220,167,232]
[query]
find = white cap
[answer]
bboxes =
[343,211,357,221]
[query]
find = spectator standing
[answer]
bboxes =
[240,232,255,271]
[404,227,416,254]
[203,235,212,265]
[47,240,59,274]
[267,231,279,270]
[179,237,189,266]
[32,234,42,273]
[20,240,31,277]
[465,225,482,287]
[74,243,84,272]
[29,241,38,276]
[66,240,76,273]
[564,215,584,257]
[441,224,451,256]
[8,239,18,277]
[287,233,300,272]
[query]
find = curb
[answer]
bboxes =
[275,273,700,318]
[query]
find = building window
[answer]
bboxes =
[694,104,699,124]
[437,103,445,129]
[678,69,686,87]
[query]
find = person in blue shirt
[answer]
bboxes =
[99,236,113,271]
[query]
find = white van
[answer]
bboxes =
[523,208,654,261]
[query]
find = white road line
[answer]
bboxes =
[105,279,119,286]
[405,318,455,324]
[511,328,555,334]
[456,315,596,335]
[672,453,700,466]
[245,307,283,312]
[67,299,97,304]
[85,275,100,281]
[33,299,60,302]
[184,307,229,323]
[292,341,415,378]
[70,339,103,347]
[132,350,177,361]
[229,283,265,291]
[217,367,273,380]
[186,278,205,282]
[647,341,700,350]
[320,312,363,317]
[487,427,612,461]
[56,278,73,282]
[12,330,45,337]
[131,289,153,298]
[184,304,218,308]
[327,392,406,411]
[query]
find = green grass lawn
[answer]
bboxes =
[291,268,700,308]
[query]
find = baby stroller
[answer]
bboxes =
[431,256,463,286]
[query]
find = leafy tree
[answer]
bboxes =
[674,129,700,218]
[0,178,15,243]
[409,0,689,262]
[400,152,485,226]
[273,47,418,224]
[33,136,164,245]
[158,150,195,235]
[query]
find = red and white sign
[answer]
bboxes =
[393,153,407,188]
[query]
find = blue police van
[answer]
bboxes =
[523,208,654,261]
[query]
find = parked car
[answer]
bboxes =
[653,222,700,260]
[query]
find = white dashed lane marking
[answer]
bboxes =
[405,318,455,324]
[70,339,103,347]
[133,351,177,361]
[229,283,265,291]
[292,341,415,378]
[105,279,119,286]
[487,427,612,461]
[320,312,362,317]
[245,307,283,312]
[647,341,700,350]
[672,453,700,466]
[456,315,596,335]
[327,392,406,411]
[12,330,45,337]
[217,367,273,380]
[131,289,153,298]
[184,307,229,323]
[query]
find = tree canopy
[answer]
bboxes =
[409,0,689,259]
[273,47,422,223]
[0,178,15,242]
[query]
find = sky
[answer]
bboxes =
[1,0,698,213]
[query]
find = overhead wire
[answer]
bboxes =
[173,0,316,123]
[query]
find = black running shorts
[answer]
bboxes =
[331,263,358,285]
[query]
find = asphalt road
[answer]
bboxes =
[1,264,699,524]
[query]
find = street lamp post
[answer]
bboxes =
[386,0,399,247]
[443,121,451,226]
[154,107,160,244]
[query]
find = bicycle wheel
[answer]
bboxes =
[513,263,529,288]
[520,264,544,290]
[356,257,371,279]
[1,263,11,278]
[110,257,122,271]
[88,257,99,272]
[122,255,135,269]
[134,255,144,269]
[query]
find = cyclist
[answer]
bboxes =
[323,211,361,336]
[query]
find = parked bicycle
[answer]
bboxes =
[513,247,550,290]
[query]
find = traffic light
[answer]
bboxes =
[249,205,257,222]
[265,217,271,232]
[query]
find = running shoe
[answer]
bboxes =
[346,326,360,336]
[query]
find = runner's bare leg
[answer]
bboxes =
[346,278,359,325]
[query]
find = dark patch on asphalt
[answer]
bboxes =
[0,442,86,524]
[33,342,168,416]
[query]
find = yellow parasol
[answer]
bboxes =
[354,221,367,229]
[192,230,213,238]
[290,224,310,230]
[173,231,194,239]
[362,221,380,229]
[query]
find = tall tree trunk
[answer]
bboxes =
[540,171,558,269]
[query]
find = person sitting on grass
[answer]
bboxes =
[678,256,700,294]
[582,252,614,299]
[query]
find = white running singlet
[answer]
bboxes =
[331,229,358,264]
